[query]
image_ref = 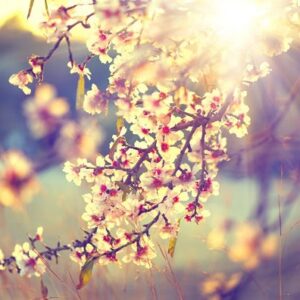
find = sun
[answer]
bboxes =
[207,0,267,45]
[213,1,258,37]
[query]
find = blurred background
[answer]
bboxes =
[1,1,300,299]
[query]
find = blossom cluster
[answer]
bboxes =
[207,221,278,269]
[4,0,300,279]
[24,83,103,159]
[0,227,45,276]
[62,0,293,270]
[0,82,103,207]
[200,272,242,300]
[24,84,69,138]
[0,151,39,208]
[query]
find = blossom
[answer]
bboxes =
[200,272,242,300]
[0,151,39,207]
[86,27,112,64]
[28,55,44,76]
[157,186,188,221]
[95,0,125,31]
[63,159,94,186]
[82,189,125,229]
[24,84,69,138]
[143,92,172,116]
[224,89,251,138]
[140,161,173,190]
[192,178,220,203]
[228,223,278,270]
[157,141,180,163]
[68,62,91,80]
[243,62,271,84]
[202,89,225,114]
[9,70,33,95]
[35,227,44,242]
[12,243,46,277]
[130,118,155,145]
[83,84,109,115]
[157,119,184,145]
[82,203,105,228]
[122,237,157,269]
[159,222,179,240]
[40,6,72,42]
[70,243,95,267]
[56,119,103,159]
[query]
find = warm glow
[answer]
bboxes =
[0,0,90,40]
[213,1,257,36]
[208,0,266,45]
[0,0,63,34]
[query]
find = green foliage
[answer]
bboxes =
[27,0,35,19]
[76,258,96,290]
[76,73,85,110]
